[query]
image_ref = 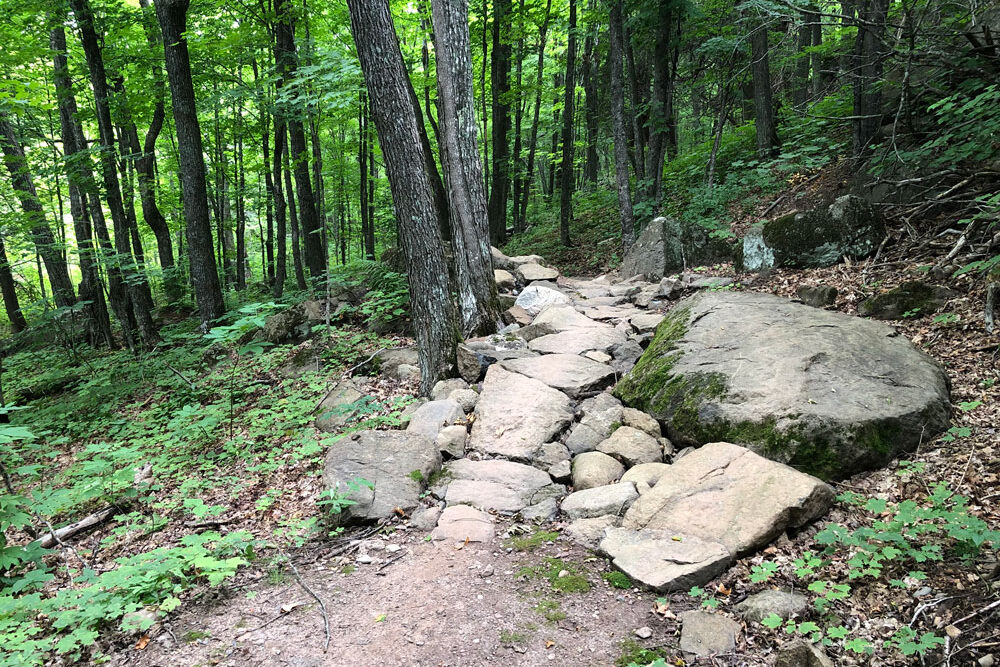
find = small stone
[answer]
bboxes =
[435,424,468,459]
[978,655,994,667]
[495,269,517,291]
[561,482,638,520]
[431,505,495,542]
[774,639,835,667]
[565,515,619,549]
[796,284,838,308]
[735,589,808,623]
[572,451,625,490]
[431,378,470,400]
[396,363,420,382]
[410,506,442,531]
[520,498,559,522]
[449,388,480,413]
[679,610,741,659]
[584,351,613,363]
[548,460,572,484]
[634,627,653,640]
[357,554,373,564]
[481,564,495,578]
[386,544,402,553]
[557,569,569,578]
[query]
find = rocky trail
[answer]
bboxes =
[114,247,966,667]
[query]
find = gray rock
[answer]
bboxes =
[572,451,625,490]
[565,515,620,550]
[495,269,517,291]
[622,408,661,438]
[449,388,480,413]
[796,284,838,308]
[634,627,653,640]
[396,364,420,383]
[431,378,470,401]
[444,459,565,513]
[774,639,835,667]
[315,379,366,432]
[657,278,681,299]
[630,312,666,333]
[740,195,885,271]
[858,281,957,320]
[679,611,741,659]
[508,253,545,266]
[548,460,572,483]
[681,273,735,290]
[515,285,572,317]
[537,441,571,467]
[623,442,834,557]
[504,305,533,327]
[528,327,627,356]
[520,498,559,523]
[599,528,731,592]
[565,393,625,455]
[491,246,515,271]
[499,354,616,398]
[620,216,732,281]
[596,426,663,466]
[397,398,428,428]
[632,285,661,309]
[435,425,468,459]
[263,304,307,343]
[431,505,494,543]
[585,350,613,363]
[620,462,672,495]
[531,305,606,333]
[457,343,539,383]
[406,399,464,440]
[517,263,560,283]
[323,430,441,523]
[469,365,574,461]
[410,506,442,531]
[561,482,638,520]
[615,291,951,479]
[376,347,421,379]
[735,589,809,623]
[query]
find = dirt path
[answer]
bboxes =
[110,518,701,667]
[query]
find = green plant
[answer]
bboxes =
[509,529,559,552]
[616,638,667,667]
[602,571,633,589]
[533,599,566,623]
[688,585,720,609]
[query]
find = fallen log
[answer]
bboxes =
[37,505,118,549]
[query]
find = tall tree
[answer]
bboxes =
[0,110,76,309]
[71,0,159,346]
[852,0,890,157]
[487,0,512,246]
[608,0,635,252]
[581,8,600,184]
[347,0,459,393]
[50,23,115,347]
[154,0,225,327]
[749,13,781,157]
[274,0,324,279]
[0,233,27,333]
[558,0,577,247]
[431,0,503,337]
[517,0,552,230]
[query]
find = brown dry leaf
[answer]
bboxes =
[545,640,555,649]
[135,635,150,650]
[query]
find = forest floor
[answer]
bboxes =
[104,200,1000,667]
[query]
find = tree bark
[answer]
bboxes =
[749,17,781,157]
[155,0,225,328]
[487,0,512,246]
[558,0,577,247]
[517,0,551,231]
[0,233,27,333]
[581,13,599,184]
[644,3,677,208]
[50,23,115,347]
[852,0,890,157]
[275,0,324,280]
[347,0,459,394]
[272,110,288,297]
[431,0,503,337]
[510,0,526,233]
[284,132,307,290]
[608,0,635,253]
[0,112,76,310]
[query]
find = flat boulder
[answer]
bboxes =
[615,291,951,478]
[679,611,741,659]
[858,281,956,320]
[740,195,885,271]
[596,426,663,466]
[499,354,615,398]
[406,399,464,440]
[431,505,494,543]
[599,528,731,592]
[619,216,732,281]
[494,269,516,291]
[560,482,638,520]
[323,430,441,524]
[517,263,560,283]
[531,305,606,333]
[623,442,834,557]
[469,365,574,460]
[444,459,565,512]
[528,327,627,356]
[315,379,366,432]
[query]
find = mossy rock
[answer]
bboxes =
[615,291,950,479]
[858,281,957,320]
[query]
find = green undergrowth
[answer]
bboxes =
[0,294,406,665]
[508,529,559,552]
[517,557,591,594]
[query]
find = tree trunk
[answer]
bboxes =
[558,0,577,247]
[284,133,307,291]
[431,0,503,337]
[347,0,459,394]
[0,233,27,333]
[644,3,676,209]
[624,27,647,181]
[517,0,551,230]
[275,0,324,280]
[581,14,599,184]
[253,57,276,285]
[547,72,562,198]
[510,0,526,233]
[358,91,372,260]
[72,0,159,346]
[749,17,781,157]
[0,112,76,310]
[608,0,635,253]
[487,0,512,246]
[154,0,225,328]
[50,24,115,347]
[272,112,288,297]
[852,0,890,157]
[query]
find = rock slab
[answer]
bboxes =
[499,353,615,398]
[678,611,741,659]
[431,505,494,542]
[599,528,731,592]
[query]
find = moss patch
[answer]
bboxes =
[602,571,633,590]
[615,639,667,667]
[614,305,694,411]
[518,557,592,594]
[509,529,560,552]
[533,599,567,623]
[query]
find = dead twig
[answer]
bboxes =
[165,363,197,390]
[279,550,330,652]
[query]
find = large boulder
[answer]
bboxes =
[515,284,572,317]
[528,327,627,356]
[323,430,441,523]
[623,442,834,556]
[498,354,616,398]
[406,399,464,440]
[468,365,574,460]
[615,291,951,479]
[740,195,885,271]
[443,459,565,512]
[619,216,732,281]
[315,379,367,432]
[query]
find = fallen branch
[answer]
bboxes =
[280,550,330,652]
[37,505,118,550]
[165,363,197,390]
[952,596,1000,627]
[986,282,998,334]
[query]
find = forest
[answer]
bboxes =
[1,0,998,665]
